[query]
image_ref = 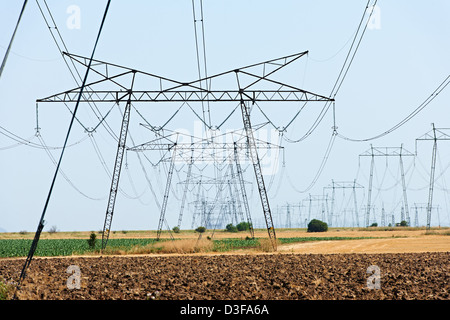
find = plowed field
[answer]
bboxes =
[1,252,448,300]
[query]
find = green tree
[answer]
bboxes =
[225,223,238,232]
[400,220,408,227]
[172,226,180,233]
[307,219,328,233]
[236,221,251,231]
[195,226,206,233]
[87,232,97,249]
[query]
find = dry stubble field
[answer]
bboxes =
[0,228,449,300]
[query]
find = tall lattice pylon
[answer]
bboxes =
[359,145,415,227]
[416,124,450,230]
[37,51,333,250]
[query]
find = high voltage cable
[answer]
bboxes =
[281,0,378,144]
[331,0,377,99]
[287,130,337,194]
[15,0,112,293]
[192,0,211,129]
[37,132,106,201]
[280,1,381,195]
[0,0,28,79]
[35,1,156,205]
[0,124,88,150]
[36,0,119,141]
[337,73,450,142]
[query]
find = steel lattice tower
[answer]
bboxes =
[359,145,415,227]
[416,124,450,230]
[37,51,333,251]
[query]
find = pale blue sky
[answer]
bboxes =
[1,1,449,232]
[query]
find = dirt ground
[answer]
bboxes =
[1,252,448,300]
[0,228,448,300]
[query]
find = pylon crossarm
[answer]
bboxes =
[38,51,333,104]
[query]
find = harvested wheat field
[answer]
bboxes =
[0,228,449,302]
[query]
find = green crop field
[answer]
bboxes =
[0,238,159,258]
[0,236,382,258]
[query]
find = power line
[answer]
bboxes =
[0,0,28,79]
[15,0,112,294]
[287,130,337,194]
[281,0,378,143]
[0,124,88,150]
[36,0,119,140]
[37,132,106,201]
[331,0,377,98]
[337,74,450,142]
[192,0,211,130]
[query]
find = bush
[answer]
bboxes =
[195,226,206,233]
[236,221,252,231]
[370,222,378,227]
[87,232,97,249]
[399,220,408,227]
[172,226,180,233]
[225,223,238,232]
[307,219,328,233]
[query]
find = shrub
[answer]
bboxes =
[236,221,252,231]
[87,232,97,249]
[172,226,180,233]
[370,222,378,227]
[225,223,238,232]
[195,226,206,233]
[307,219,328,233]
[400,220,408,227]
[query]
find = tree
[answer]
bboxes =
[195,226,206,233]
[172,226,180,233]
[307,219,328,232]
[87,232,97,249]
[236,221,251,231]
[400,220,408,227]
[225,223,238,232]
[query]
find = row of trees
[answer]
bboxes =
[172,222,252,234]
[186,219,329,233]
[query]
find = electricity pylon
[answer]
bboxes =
[324,180,364,227]
[359,145,415,228]
[416,124,450,230]
[128,131,282,240]
[37,51,333,250]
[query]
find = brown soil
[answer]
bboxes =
[1,228,448,300]
[0,252,447,300]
